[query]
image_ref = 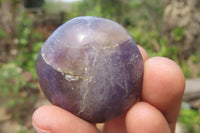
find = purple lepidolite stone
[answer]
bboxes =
[36,16,143,123]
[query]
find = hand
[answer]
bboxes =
[32,46,185,133]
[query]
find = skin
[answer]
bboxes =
[32,46,185,133]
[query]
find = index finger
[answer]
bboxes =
[142,56,185,132]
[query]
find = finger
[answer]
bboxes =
[32,105,99,133]
[142,57,185,132]
[137,45,149,61]
[103,114,126,133]
[126,102,171,133]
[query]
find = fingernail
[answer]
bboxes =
[32,122,51,133]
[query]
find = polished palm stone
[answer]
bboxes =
[36,16,143,123]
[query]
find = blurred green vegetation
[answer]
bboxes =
[180,107,200,133]
[0,0,200,132]
[15,9,44,79]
